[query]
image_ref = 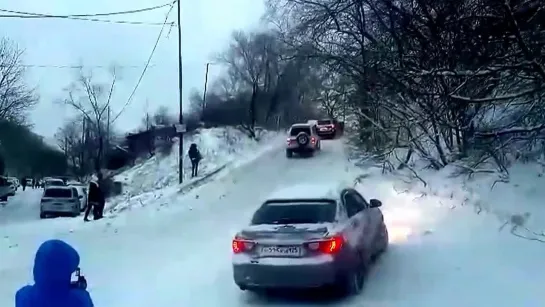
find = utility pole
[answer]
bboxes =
[202,62,209,121]
[177,0,184,184]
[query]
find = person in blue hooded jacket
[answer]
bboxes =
[15,239,94,307]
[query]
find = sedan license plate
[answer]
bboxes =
[259,245,301,257]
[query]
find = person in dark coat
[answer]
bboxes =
[188,143,202,178]
[21,177,27,191]
[83,173,105,222]
[15,239,94,307]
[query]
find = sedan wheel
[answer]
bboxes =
[346,268,364,295]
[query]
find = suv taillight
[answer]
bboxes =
[287,138,293,145]
[311,137,316,144]
[306,235,344,254]
[232,237,256,254]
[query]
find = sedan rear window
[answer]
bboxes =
[251,201,336,225]
[44,188,72,198]
[290,127,311,136]
[317,120,332,125]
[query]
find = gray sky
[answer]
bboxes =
[1,0,264,137]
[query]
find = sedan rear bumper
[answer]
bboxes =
[233,261,338,289]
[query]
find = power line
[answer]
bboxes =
[0,64,155,69]
[0,1,177,26]
[0,15,175,26]
[0,1,174,17]
[111,1,176,123]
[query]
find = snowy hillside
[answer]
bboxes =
[107,127,282,213]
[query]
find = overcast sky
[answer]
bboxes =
[1,0,264,137]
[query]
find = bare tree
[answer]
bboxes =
[60,67,117,172]
[262,0,545,173]
[0,38,37,124]
[55,118,87,177]
[219,31,279,137]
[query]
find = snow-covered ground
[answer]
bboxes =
[1,135,545,306]
[354,164,545,306]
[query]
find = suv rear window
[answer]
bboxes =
[47,180,64,186]
[290,127,311,136]
[251,201,336,225]
[317,120,332,125]
[44,188,72,198]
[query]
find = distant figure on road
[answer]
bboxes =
[15,239,94,307]
[84,173,105,222]
[188,143,202,178]
[21,177,27,191]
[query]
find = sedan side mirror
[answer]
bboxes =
[369,199,382,208]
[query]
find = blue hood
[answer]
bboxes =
[33,240,80,291]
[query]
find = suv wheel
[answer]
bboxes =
[296,133,309,146]
[40,212,46,219]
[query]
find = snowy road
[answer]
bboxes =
[1,138,545,306]
[0,188,42,225]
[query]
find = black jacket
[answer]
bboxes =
[188,147,202,162]
[88,181,105,204]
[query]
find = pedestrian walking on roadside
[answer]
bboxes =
[188,143,202,178]
[83,173,105,222]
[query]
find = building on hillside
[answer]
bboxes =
[125,125,177,157]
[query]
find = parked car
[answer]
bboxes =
[7,177,19,190]
[69,184,88,212]
[44,178,66,188]
[0,176,12,201]
[231,182,388,295]
[40,186,83,218]
[6,177,18,195]
[286,123,321,158]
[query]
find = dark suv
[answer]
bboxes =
[316,119,338,138]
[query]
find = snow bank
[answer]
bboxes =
[352,151,545,243]
[107,127,282,213]
[351,162,545,306]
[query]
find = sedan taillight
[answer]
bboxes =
[232,237,256,254]
[306,235,344,254]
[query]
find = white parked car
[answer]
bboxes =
[69,184,88,212]
[44,178,66,188]
[40,186,84,218]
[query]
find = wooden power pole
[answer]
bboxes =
[177,0,184,184]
